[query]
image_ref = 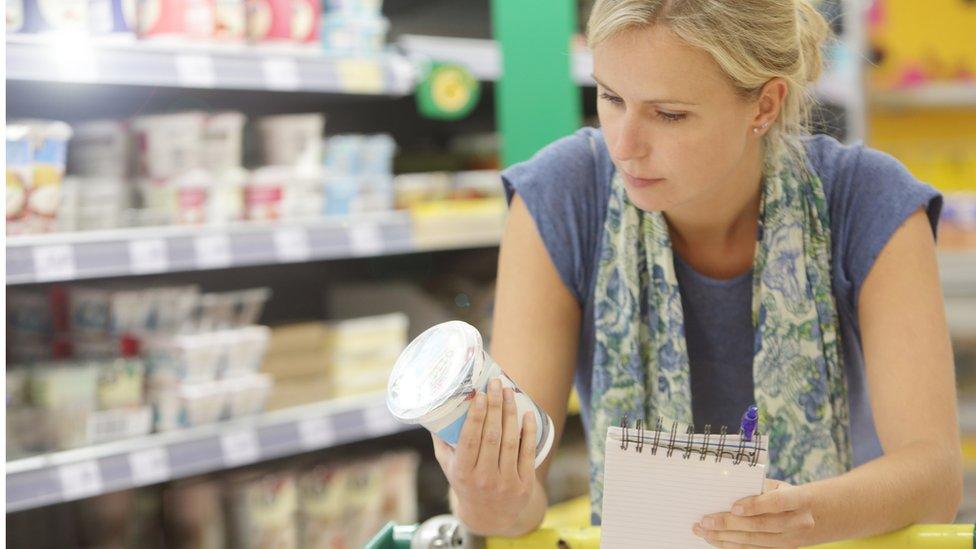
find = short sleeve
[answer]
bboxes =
[813,137,943,309]
[501,128,606,303]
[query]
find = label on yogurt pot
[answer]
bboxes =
[38,0,88,31]
[290,0,315,42]
[7,0,24,32]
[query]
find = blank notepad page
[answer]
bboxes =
[600,426,768,548]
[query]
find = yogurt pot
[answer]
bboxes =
[387,320,555,468]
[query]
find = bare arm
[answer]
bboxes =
[801,208,962,541]
[448,193,581,536]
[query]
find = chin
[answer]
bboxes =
[623,187,674,213]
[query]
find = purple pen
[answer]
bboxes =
[740,405,759,442]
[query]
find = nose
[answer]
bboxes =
[610,111,649,162]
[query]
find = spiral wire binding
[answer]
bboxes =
[618,417,765,466]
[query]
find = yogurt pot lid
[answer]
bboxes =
[387,321,483,422]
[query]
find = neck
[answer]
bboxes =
[665,147,764,277]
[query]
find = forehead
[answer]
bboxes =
[592,24,735,102]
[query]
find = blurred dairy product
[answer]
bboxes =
[131,112,205,179]
[6,120,73,234]
[257,113,325,168]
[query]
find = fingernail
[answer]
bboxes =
[692,523,702,535]
[732,505,744,516]
[503,388,514,403]
[476,392,486,409]
[492,378,502,392]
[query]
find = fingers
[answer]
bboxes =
[498,387,520,475]
[692,523,783,547]
[733,484,805,517]
[517,410,537,484]
[476,378,504,471]
[762,478,786,492]
[699,510,814,534]
[455,390,486,472]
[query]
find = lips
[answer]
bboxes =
[622,171,665,188]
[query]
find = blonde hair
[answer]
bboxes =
[587,0,830,167]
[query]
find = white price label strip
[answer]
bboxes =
[348,223,384,257]
[221,430,260,467]
[363,406,399,437]
[58,461,104,501]
[262,57,301,91]
[129,448,171,486]
[176,54,216,88]
[129,238,168,274]
[274,227,312,262]
[33,244,77,282]
[336,59,384,93]
[194,234,232,269]
[298,416,337,450]
[55,44,98,83]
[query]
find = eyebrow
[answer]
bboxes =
[591,74,699,106]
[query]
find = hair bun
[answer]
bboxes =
[795,0,830,84]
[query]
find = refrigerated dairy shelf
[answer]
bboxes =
[5,393,414,513]
[5,212,505,284]
[397,34,858,107]
[5,35,416,95]
[940,250,976,298]
[871,83,976,109]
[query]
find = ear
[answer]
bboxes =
[752,77,788,134]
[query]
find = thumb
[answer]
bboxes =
[431,433,455,463]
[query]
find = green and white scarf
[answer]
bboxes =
[588,143,853,523]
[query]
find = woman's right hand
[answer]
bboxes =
[430,377,539,535]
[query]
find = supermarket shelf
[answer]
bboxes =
[6,213,427,285]
[5,393,417,513]
[871,83,976,109]
[5,212,507,285]
[400,34,589,86]
[399,34,503,82]
[940,250,976,298]
[399,34,856,106]
[5,35,416,95]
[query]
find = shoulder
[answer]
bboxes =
[501,127,611,202]
[500,127,614,304]
[803,134,943,307]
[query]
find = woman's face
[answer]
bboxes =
[593,25,762,213]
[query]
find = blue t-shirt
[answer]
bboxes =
[502,128,942,471]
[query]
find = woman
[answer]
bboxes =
[430,1,962,547]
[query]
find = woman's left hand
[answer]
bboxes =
[692,479,816,548]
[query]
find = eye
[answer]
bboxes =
[657,111,687,123]
[599,92,624,106]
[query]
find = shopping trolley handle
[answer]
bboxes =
[367,516,974,549]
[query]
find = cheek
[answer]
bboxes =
[661,125,745,183]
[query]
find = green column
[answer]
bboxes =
[491,0,582,167]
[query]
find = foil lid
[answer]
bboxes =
[387,321,483,421]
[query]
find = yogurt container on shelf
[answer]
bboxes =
[137,0,215,40]
[202,111,246,174]
[131,111,206,179]
[213,0,245,41]
[88,0,137,35]
[290,0,319,43]
[244,166,287,221]
[387,320,555,468]
[244,0,291,42]
[18,0,89,33]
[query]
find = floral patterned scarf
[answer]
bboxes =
[588,144,853,523]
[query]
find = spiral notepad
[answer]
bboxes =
[601,418,769,548]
